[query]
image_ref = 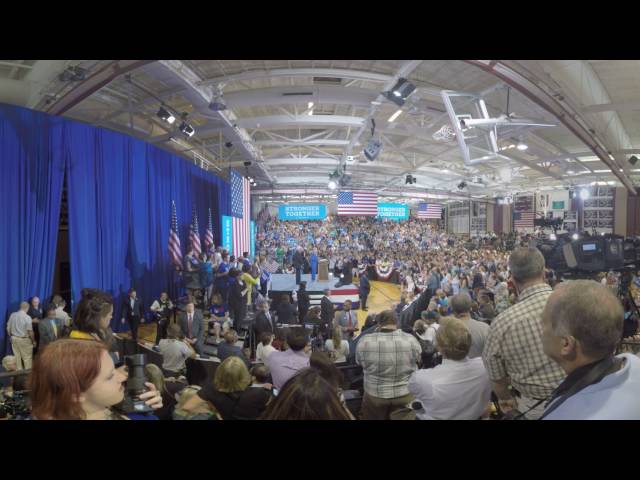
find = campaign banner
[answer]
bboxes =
[222,215,233,253]
[278,204,327,220]
[250,221,255,259]
[377,203,409,221]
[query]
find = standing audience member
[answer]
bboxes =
[320,289,335,331]
[28,296,43,353]
[52,296,72,332]
[7,302,34,370]
[325,327,350,363]
[407,317,492,420]
[158,324,197,377]
[178,302,204,355]
[260,368,352,420]
[297,281,310,324]
[264,328,311,390]
[29,339,162,420]
[254,299,275,339]
[356,310,422,420]
[482,248,565,420]
[122,288,143,342]
[38,307,62,350]
[541,280,640,420]
[450,293,489,359]
[150,292,173,346]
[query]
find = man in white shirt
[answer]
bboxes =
[7,302,35,369]
[158,324,197,376]
[408,317,491,420]
[541,280,640,420]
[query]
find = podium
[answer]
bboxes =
[318,259,329,281]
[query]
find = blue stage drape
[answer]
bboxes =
[65,122,230,332]
[0,104,65,356]
[0,103,231,343]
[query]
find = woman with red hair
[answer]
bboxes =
[30,339,162,420]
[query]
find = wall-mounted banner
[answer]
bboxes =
[250,221,255,259]
[222,215,233,253]
[377,203,409,221]
[278,204,327,220]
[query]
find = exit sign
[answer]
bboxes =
[552,201,565,210]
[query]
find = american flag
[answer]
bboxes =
[263,259,281,274]
[168,200,182,270]
[337,190,378,216]
[418,203,442,219]
[204,208,214,249]
[231,170,251,256]
[513,195,535,229]
[189,207,202,256]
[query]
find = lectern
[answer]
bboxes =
[318,259,329,281]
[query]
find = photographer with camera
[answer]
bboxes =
[30,339,163,420]
[540,280,640,420]
[482,248,565,420]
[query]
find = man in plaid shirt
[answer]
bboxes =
[356,310,422,420]
[482,248,565,419]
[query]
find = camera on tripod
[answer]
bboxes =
[116,354,154,415]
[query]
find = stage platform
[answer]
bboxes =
[269,273,359,309]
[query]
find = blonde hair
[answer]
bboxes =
[213,356,251,393]
[436,317,472,361]
[2,355,16,371]
[144,364,165,393]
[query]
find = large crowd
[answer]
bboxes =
[2,215,640,421]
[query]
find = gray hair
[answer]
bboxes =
[545,280,623,359]
[436,317,472,361]
[508,247,545,283]
[451,293,472,315]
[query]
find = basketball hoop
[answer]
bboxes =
[432,124,456,141]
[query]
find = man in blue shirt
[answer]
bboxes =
[540,280,640,420]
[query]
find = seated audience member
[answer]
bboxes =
[38,307,63,350]
[216,330,251,368]
[303,306,322,325]
[408,317,492,420]
[179,357,272,420]
[541,280,640,420]
[256,333,277,363]
[209,293,232,342]
[158,324,197,377]
[309,350,355,419]
[260,368,353,420]
[325,327,350,363]
[173,386,219,420]
[275,294,298,324]
[144,364,187,421]
[250,365,272,390]
[0,355,18,390]
[70,288,121,365]
[29,339,163,420]
[356,310,422,420]
[450,293,489,359]
[264,328,311,390]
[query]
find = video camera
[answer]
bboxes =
[115,354,154,415]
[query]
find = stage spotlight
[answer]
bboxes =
[364,139,382,161]
[382,78,417,107]
[328,180,337,190]
[579,188,590,200]
[208,91,227,111]
[157,107,175,124]
[516,142,528,151]
[179,122,195,137]
[572,233,579,240]
[405,174,416,185]
[629,155,638,166]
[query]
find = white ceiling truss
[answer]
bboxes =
[1,60,639,200]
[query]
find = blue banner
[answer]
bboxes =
[250,221,255,259]
[377,203,409,221]
[222,215,233,253]
[278,204,327,220]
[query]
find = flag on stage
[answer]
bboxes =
[204,208,214,249]
[169,200,182,270]
[337,190,378,216]
[189,207,202,256]
[231,170,251,256]
[418,203,442,219]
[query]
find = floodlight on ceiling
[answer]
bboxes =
[328,180,337,190]
[572,233,579,240]
[382,78,416,107]
[208,90,227,111]
[516,142,528,151]
[157,106,175,125]
[579,188,590,200]
[179,122,195,137]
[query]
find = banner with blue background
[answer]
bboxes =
[222,215,233,253]
[278,204,327,220]
[377,203,409,221]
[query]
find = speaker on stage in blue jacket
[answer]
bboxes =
[310,248,318,282]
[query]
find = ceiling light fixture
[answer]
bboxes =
[328,180,337,190]
[308,102,314,109]
[388,109,403,122]
[516,142,528,151]
[579,188,590,200]
[157,106,175,124]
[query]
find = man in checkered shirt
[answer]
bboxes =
[356,310,422,420]
[482,247,565,419]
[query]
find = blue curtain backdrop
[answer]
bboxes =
[65,124,230,332]
[0,104,65,356]
[0,103,231,345]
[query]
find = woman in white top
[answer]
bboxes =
[256,333,277,363]
[324,327,349,363]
